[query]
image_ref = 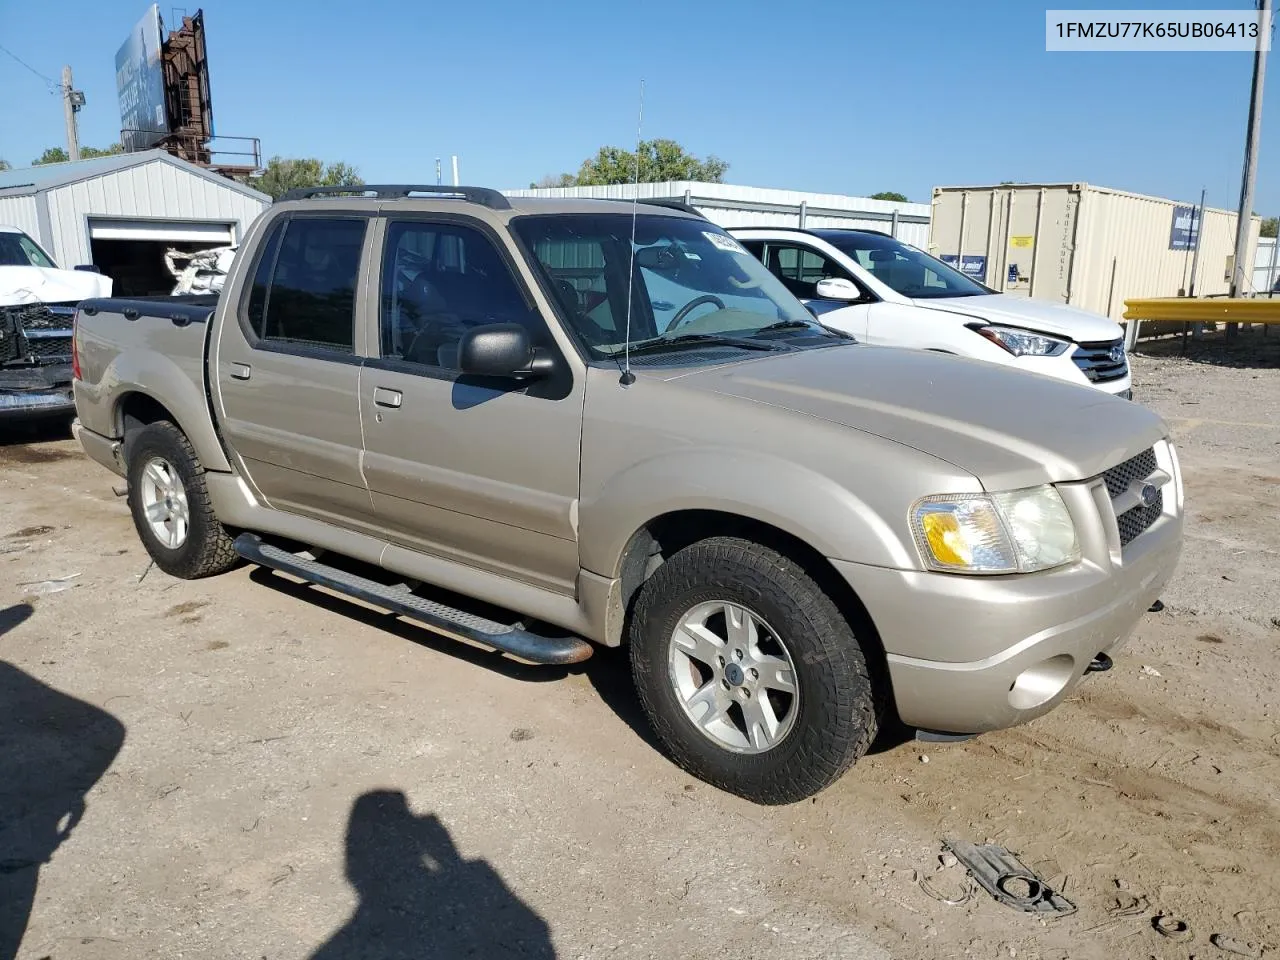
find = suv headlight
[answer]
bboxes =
[910,485,1080,574]
[973,324,1071,357]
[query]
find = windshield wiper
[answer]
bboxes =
[754,318,855,341]
[608,333,780,358]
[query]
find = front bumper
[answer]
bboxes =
[834,492,1182,733]
[0,363,75,421]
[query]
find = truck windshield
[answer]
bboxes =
[0,231,57,269]
[818,231,992,299]
[515,214,844,360]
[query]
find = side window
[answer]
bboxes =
[764,243,850,299]
[250,217,366,354]
[381,220,540,370]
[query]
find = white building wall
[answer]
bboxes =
[0,195,41,245]
[44,158,269,267]
[504,181,931,244]
[1254,237,1279,294]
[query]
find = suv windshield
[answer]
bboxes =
[817,231,991,299]
[0,231,57,269]
[515,214,846,361]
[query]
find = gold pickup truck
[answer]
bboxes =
[70,185,1183,804]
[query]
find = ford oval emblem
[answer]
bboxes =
[1109,344,1126,365]
[1140,483,1159,508]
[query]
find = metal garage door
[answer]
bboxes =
[88,219,234,243]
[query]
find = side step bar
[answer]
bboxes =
[233,533,593,665]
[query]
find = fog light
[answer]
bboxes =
[1008,654,1075,710]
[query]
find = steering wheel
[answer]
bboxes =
[668,295,726,331]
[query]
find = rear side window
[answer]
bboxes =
[245,217,366,353]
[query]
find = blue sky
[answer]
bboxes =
[1,0,1275,213]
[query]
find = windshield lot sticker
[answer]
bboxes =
[703,232,749,255]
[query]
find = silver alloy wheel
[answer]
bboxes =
[139,456,190,549]
[668,600,800,754]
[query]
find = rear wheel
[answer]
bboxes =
[629,536,879,804]
[126,421,237,579]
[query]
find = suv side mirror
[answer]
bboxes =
[458,323,552,379]
[814,277,862,302]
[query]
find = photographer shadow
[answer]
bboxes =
[1,603,126,960]
[311,789,555,959]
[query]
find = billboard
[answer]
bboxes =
[116,5,168,151]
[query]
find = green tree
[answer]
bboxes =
[528,173,577,188]
[869,191,909,202]
[0,159,10,172]
[545,139,728,187]
[1261,216,1278,239]
[32,144,124,165]
[248,156,364,200]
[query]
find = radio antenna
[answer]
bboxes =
[619,79,645,386]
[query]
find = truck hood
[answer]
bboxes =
[673,344,1166,490]
[911,294,1123,343]
[0,265,113,307]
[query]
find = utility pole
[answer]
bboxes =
[61,65,84,162]
[1188,188,1206,296]
[1228,0,1271,339]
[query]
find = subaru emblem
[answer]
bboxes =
[1140,483,1159,508]
[1109,344,1126,365]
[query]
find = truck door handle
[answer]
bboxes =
[373,387,403,409]
[229,362,252,381]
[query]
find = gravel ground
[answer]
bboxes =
[2,330,1278,960]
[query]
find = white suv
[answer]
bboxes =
[730,227,1131,398]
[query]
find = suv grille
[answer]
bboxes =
[1103,448,1162,546]
[0,302,75,366]
[1072,339,1128,383]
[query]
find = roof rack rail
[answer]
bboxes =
[277,184,512,210]
[634,197,706,218]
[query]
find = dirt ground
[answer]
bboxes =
[2,329,1278,960]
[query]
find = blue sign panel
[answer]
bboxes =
[941,254,988,280]
[1170,205,1201,250]
[116,5,168,151]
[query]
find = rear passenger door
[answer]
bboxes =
[359,216,583,595]
[212,214,380,531]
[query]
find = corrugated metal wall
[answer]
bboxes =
[504,181,932,247]
[931,183,1261,321]
[0,196,41,246]
[44,159,269,267]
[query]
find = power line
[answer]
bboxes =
[0,43,62,94]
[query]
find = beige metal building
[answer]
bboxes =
[929,183,1261,321]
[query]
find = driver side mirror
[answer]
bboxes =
[814,277,862,302]
[458,323,554,379]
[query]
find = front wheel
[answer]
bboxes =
[629,537,880,804]
[126,421,238,579]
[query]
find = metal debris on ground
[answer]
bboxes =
[1209,933,1264,957]
[19,573,81,596]
[1152,914,1193,941]
[943,839,1077,916]
[1141,664,1163,677]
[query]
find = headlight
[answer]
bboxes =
[973,325,1071,357]
[911,485,1080,574]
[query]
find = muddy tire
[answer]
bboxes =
[629,536,879,805]
[126,421,237,579]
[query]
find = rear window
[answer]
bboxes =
[244,217,366,353]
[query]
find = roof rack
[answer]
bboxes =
[277,184,512,210]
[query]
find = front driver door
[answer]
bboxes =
[358,216,583,595]
[752,240,872,339]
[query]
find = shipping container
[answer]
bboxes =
[504,181,933,248]
[929,183,1262,321]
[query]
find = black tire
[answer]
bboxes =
[629,537,879,805]
[126,421,237,579]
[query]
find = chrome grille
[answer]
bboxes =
[1072,339,1128,383]
[1103,448,1162,546]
